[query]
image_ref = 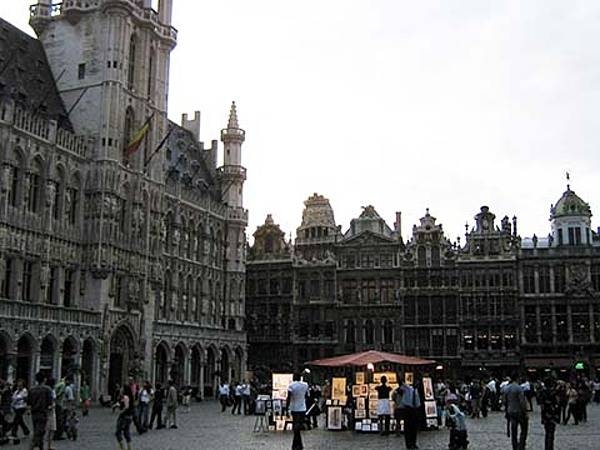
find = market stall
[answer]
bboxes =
[307,350,436,433]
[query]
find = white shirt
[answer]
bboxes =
[486,380,497,393]
[140,388,151,404]
[218,384,230,396]
[242,384,251,396]
[287,381,308,412]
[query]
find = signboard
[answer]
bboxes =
[272,373,293,400]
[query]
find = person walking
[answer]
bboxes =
[375,376,392,435]
[287,372,308,450]
[80,381,91,417]
[165,380,178,429]
[563,383,579,425]
[53,377,65,440]
[218,382,230,413]
[445,397,469,450]
[138,381,151,432]
[398,380,421,450]
[45,377,57,450]
[115,384,134,450]
[231,382,242,415]
[241,381,251,415]
[27,372,53,450]
[149,382,164,430]
[504,374,529,450]
[538,377,561,450]
[10,378,30,442]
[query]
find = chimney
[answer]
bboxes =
[394,211,402,236]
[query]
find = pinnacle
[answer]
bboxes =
[227,101,239,129]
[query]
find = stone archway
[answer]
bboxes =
[234,347,245,382]
[190,345,203,392]
[40,335,58,379]
[172,343,186,387]
[154,342,169,386]
[61,336,79,379]
[108,324,136,394]
[0,332,11,380]
[220,346,231,383]
[16,334,35,386]
[81,338,95,396]
[204,346,217,398]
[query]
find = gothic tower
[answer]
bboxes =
[219,102,248,331]
[30,0,176,177]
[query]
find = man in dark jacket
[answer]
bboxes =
[28,372,53,450]
[538,378,561,450]
[503,375,529,450]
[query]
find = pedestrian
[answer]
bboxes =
[593,378,600,404]
[10,378,30,442]
[231,382,242,415]
[65,409,79,440]
[138,381,151,432]
[218,382,230,412]
[0,379,11,445]
[115,384,134,450]
[149,382,164,430]
[538,377,561,450]
[375,375,392,436]
[53,377,65,440]
[45,377,57,450]
[242,381,251,415]
[563,383,579,425]
[80,381,91,417]
[165,379,178,429]
[398,380,421,450]
[287,372,309,450]
[27,372,53,450]
[445,397,468,450]
[520,377,534,412]
[182,385,192,413]
[306,384,321,429]
[504,374,529,450]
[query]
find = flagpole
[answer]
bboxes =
[144,124,174,170]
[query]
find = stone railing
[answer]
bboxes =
[227,207,248,223]
[3,101,89,159]
[217,165,247,178]
[0,298,102,326]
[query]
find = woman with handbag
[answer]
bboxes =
[10,379,29,442]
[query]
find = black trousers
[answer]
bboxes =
[11,408,29,437]
[291,411,305,450]
[403,408,418,449]
[508,412,528,450]
[150,403,163,428]
[544,422,556,450]
[30,411,48,450]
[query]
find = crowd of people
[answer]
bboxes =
[0,373,83,449]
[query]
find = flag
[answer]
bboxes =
[124,114,153,157]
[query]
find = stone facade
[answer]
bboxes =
[0,0,247,399]
[247,189,600,377]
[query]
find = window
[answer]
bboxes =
[592,265,600,291]
[523,266,535,294]
[345,320,355,344]
[78,63,85,80]
[364,320,374,345]
[46,266,56,304]
[539,267,551,293]
[463,332,474,351]
[383,320,393,345]
[128,34,136,90]
[21,260,33,301]
[558,228,563,246]
[66,185,78,225]
[123,107,134,164]
[1,257,12,298]
[147,50,155,97]
[554,265,565,293]
[26,163,41,213]
[6,163,19,207]
[64,268,74,307]
[115,274,125,308]
[524,306,536,342]
[568,227,582,245]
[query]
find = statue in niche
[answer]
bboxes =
[45,181,56,208]
[2,165,13,193]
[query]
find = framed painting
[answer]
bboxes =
[327,406,343,430]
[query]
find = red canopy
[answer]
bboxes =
[306,350,435,368]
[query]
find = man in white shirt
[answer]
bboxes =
[287,373,309,450]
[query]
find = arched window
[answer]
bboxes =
[196,223,204,261]
[179,217,187,257]
[6,151,24,207]
[162,271,172,320]
[364,319,374,345]
[128,34,137,90]
[147,47,156,98]
[52,167,64,220]
[66,173,80,225]
[346,320,355,344]
[178,273,185,321]
[383,320,394,345]
[417,246,427,266]
[123,107,135,164]
[25,158,42,213]
[186,276,193,320]
[195,277,203,322]
[431,246,441,267]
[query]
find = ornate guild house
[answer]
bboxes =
[247,188,600,377]
[0,0,247,398]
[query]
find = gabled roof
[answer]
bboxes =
[340,229,396,245]
[0,18,72,130]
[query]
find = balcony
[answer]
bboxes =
[0,298,101,327]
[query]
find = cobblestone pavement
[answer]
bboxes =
[10,401,600,449]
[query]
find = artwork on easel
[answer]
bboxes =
[327,406,343,430]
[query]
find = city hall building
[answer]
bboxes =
[247,188,600,377]
[0,0,247,398]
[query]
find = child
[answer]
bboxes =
[65,410,79,441]
[445,399,468,450]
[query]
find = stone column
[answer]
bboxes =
[184,348,191,386]
[199,358,205,400]
[55,348,62,380]
[32,350,41,386]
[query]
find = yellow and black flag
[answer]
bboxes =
[124,113,153,157]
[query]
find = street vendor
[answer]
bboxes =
[375,375,392,436]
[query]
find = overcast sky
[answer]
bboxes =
[4,1,600,244]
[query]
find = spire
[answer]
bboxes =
[228,101,239,129]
